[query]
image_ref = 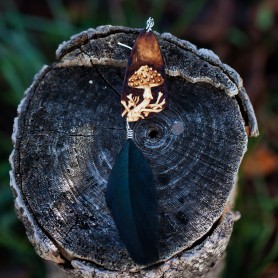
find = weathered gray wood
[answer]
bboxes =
[10,26,258,277]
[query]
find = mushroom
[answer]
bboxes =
[128,65,164,100]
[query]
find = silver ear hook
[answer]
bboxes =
[146,17,154,32]
[118,17,154,48]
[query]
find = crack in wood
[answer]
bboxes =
[79,46,121,97]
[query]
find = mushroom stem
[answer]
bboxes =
[134,98,152,113]
[143,85,153,100]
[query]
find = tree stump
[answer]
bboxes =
[10,26,258,277]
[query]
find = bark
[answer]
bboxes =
[10,26,258,277]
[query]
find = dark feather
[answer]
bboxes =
[105,139,159,265]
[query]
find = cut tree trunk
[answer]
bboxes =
[10,26,258,278]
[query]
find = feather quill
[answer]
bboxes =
[105,139,159,265]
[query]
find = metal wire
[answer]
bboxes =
[126,119,134,139]
[117,42,132,50]
[146,17,154,32]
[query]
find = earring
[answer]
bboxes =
[105,17,167,265]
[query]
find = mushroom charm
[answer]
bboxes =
[121,65,166,121]
[120,19,167,122]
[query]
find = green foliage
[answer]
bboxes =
[223,132,278,277]
[256,5,274,31]
[224,179,278,277]
[228,28,249,48]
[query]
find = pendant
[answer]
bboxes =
[105,18,167,265]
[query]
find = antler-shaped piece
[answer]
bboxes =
[121,94,140,117]
[122,91,165,122]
